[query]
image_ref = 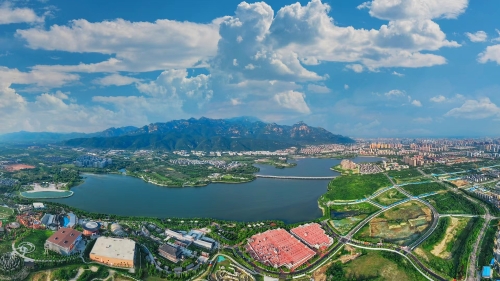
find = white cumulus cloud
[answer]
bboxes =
[346,64,364,73]
[17,18,221,72]
[0,2,45,24]
[430,95,446,102]
[135,69,212,112]
[385,89,406,97]
[411,99,422,107]
[93,74,141,86]
[478,44,500,65]
[273,90,311,113]
[445,98,500,119]
[465,31,487,42]
[358,0,468,20]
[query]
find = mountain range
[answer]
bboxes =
[0,117,355,150]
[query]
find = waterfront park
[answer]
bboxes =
[1,160,499,281]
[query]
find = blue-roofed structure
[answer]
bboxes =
[482,266,492,279]
[491,258,496,266]
[66,213,77,228]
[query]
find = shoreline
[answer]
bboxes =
[20,190,74,199]
[81,172,256,188]
[138,175,256,187]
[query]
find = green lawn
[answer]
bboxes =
[0,206,14,218]
[15,229,54,258]
[373,189,407,205]
[401,182,446,196]
[427,192,484,215]
[323,173,392,201]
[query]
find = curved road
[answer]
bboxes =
[416,168,492,281]
[383,173,441,250]
[345,241,446,281]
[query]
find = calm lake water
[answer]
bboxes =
[46,157,383,223]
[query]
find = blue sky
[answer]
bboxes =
[1,0,500,137]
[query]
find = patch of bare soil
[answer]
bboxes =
[414,248,429,262]
[431,217,460,258]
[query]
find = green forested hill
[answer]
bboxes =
[62,117,355,150]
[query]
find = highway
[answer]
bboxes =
[226,168,489,281]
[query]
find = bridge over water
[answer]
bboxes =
[255,175,336,180]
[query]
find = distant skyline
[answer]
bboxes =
[1,0,500,137]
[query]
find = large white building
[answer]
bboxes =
[90,237,136,268]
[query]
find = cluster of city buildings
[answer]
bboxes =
[246,223,333,270]
[358,163,383,174]
[74,155,112,168]
[403,155,427,167]
[158,229,215,264]
[339,159,383,174]
[462,173,490,183]
[300,144,348,155]
[168,159,242,170]
[16,209,77,231]
[172,150,289,157]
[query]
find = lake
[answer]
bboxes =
[46,157,383,223]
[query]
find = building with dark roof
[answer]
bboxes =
[158,243,182,263]
[44,228,82,255]
[82,221,100,236]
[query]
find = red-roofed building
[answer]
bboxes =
[290,223,333,249]
[45,228,82,255]
[246,229,315,270]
